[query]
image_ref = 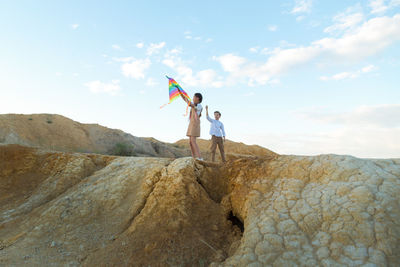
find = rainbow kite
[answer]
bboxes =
[160,76,191,115]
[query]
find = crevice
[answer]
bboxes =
[192,160,245,264]
[227,211,244,233]
[117,160,171,236]
[193,163,216,202]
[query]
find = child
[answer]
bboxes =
[180,92,203,160]
[205,105,226,163]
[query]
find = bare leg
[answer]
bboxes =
[190,136,201,158]
[189,138,195,158]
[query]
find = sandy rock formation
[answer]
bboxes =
[0,114,188,157]
[0,145,240,266]
[1,144,399,266]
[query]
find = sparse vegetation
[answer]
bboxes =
[110,143,135,156]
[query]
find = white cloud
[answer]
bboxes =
[84,80,121,95]
[324,10,364,34]
[268,25,278,32]
[112,56,135,62]
[369,0,400,14]
[165,48,182,56]
[121,58,151,79]
[265,46,320,74]
[249,47,259,53]
[361,64,375,72]
[241,104,400,158]
[279,40,296,48]
[249,47,282,55]
[213,54,247,73]
[146,42,166,55]
[71,24,79,30]
[298,104,400,128]
[214,53,278,86]
[392,0,400,6]
[184,31,210,42]
[314,14,400,60]
[145,77,158,86]
[136,42,144,48]
[291,0,313,14]
[112,44,122,51]
[370,0,389,14]
[215,14,400,86]
[184,31,192,39]
[320,64,376,81]
[320,72,357,81]
[296,15,306,21]
[243,127,400,158]
[210,51,274,85]
[162,50,224,88]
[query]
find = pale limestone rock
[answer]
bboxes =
[1,145,399,266]
[220,154,400,266]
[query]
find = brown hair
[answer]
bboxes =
[194,93,203,117]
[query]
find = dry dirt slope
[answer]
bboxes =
[0,114,188,157]
[0,144,399,266]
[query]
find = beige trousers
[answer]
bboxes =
[210,135,226,162]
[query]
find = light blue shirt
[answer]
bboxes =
[206,115,226,137]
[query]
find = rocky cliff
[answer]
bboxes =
[1,144,399,266]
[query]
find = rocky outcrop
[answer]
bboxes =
[0,114,189,157]
[0,145,240,266]
[0,145,399,266]
[212,155,400,266]
[175,138,277,160]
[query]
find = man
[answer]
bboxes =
[205,105,226,163]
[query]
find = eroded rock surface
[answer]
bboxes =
[1,145,399,266]
[214,155,400,266]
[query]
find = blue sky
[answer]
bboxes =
[1,0,399,158]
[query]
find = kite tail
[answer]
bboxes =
[183,103,190,116]
[160,103,169,109]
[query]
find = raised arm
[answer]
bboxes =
[178,88,194,107]
[205,105,213,122]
